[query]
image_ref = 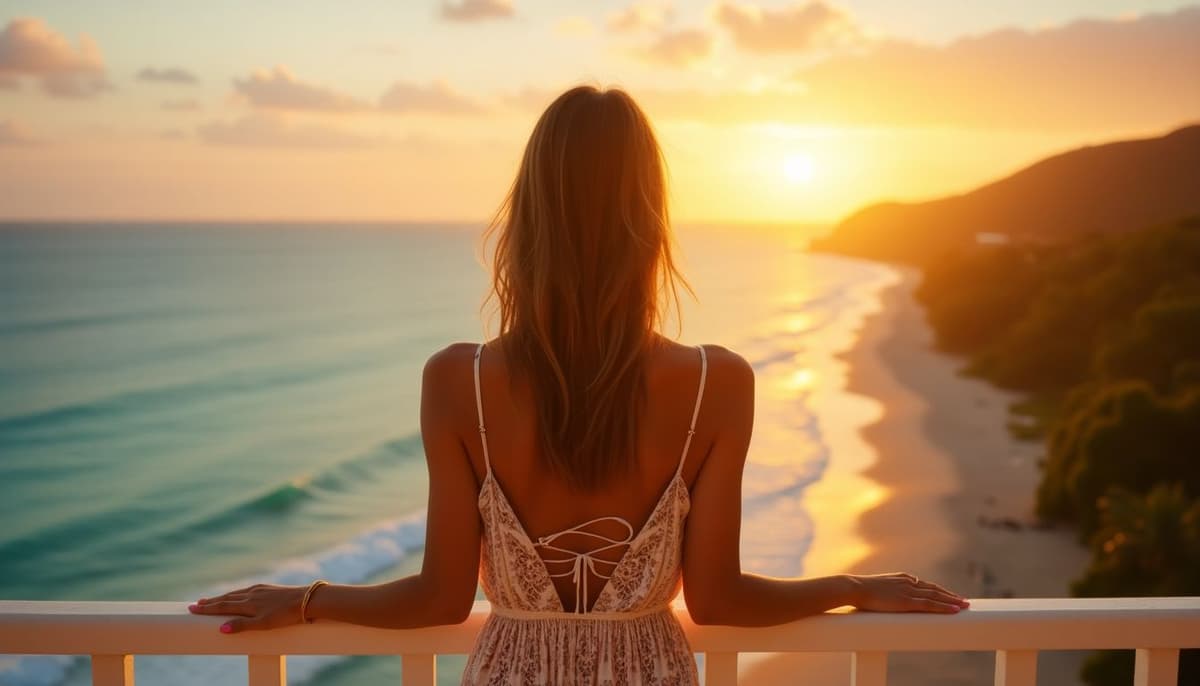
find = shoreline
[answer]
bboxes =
[742,265,1092,684]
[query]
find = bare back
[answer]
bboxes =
[470,336,709,613]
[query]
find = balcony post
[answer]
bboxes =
[91,654,133,686]
[247,654,286,686]
[851,651,886,686]
[705,652,738,685]
[402,653,436,686]
[994,650,1037,685]
[1134,648,1180,686]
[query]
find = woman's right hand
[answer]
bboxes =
[848,573,970,613]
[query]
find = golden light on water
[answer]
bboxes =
[801,473,892,577]
[853,482,889,512]
[784,313,814,333]
[782,153,816,185]
[788,368,816,391]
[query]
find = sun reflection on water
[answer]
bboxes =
[791,368,815,390]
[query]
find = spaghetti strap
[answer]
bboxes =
[473,343,492,476]
[674,344,708,478]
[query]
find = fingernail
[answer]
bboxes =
[187,603,198,611]
[220,622,232,633]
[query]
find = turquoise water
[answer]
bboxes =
[0,223,897,685]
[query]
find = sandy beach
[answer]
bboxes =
[742,265,1093,685]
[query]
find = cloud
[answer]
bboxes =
[788,6,1200,129]
[137,66,199,84]
[714,1,859,54]
[162,98,202,112]
[501,8,1199,132]
[440,0,514,23]
[637,28,713,67]
[233,66,368,112]
[197,114,383,149]
[40,72,114,97]
[229,69,486,116]
[0,118,43,145]
[506,5,1200,134]
[0,17,111,97]
[608,2,673,33]
[378,80,484,114]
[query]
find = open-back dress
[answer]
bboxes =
[460,343,708,685]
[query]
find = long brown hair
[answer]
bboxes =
[484,85,689,491]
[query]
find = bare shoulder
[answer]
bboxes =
[646,341,752,391]
[698,345,754,431]
[698,344,754,392]
[421,342,480,418]
[647,341,753,445]
[424,342,479,380]
[648,339,743,368]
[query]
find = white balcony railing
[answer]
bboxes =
[2,597,1198,686]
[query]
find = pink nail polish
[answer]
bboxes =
[220,622,232,633]
[187,604,198,611]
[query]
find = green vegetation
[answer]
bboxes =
[1039,383,1200,538]
[1072,483,1200,685]
[915,216,1200,686]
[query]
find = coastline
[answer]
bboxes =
[742,265,1092,685]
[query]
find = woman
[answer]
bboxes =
[189,85,970,684]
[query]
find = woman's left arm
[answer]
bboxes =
[190,347,483,632]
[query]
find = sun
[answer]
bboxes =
[782,153,816,185]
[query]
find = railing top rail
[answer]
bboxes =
[1,598,1198,656]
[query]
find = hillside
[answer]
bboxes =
[811,124,1200,264]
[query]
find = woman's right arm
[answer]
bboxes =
[680,347,969,627]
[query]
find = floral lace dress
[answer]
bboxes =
[460,344,707,686]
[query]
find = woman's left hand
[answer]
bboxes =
[187,583,306,634]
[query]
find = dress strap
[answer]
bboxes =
[473,343,492,476]
[675,345,708,478]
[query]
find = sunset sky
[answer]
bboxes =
[1,1,1197,223]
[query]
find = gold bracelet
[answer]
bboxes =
[300,579,329,624]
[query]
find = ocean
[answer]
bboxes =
[0,222,898,685]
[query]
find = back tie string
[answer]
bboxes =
[533,516,635,614]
